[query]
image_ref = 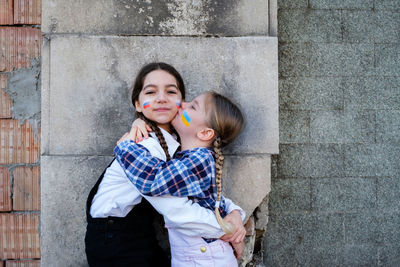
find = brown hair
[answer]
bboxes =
[131,63,186,160]
[205,92,245,231]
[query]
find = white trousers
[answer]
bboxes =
[168,229,238,267]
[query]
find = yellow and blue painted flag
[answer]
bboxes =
[181,110,191,127]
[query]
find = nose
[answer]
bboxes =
[156,91,167,102]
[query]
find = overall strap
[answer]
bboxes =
[86,158,115,221]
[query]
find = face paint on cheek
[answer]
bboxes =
[181,110,191,127]
[143,101,150,109]
[176,101,181,109]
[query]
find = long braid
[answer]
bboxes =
[213,136,234,234]
[137,113,171,161]
[214,137,224,203]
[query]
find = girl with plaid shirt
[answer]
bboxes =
[85,63,245,267]
[116,91,246,267]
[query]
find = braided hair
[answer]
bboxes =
[137,113,171,161]
[206,92,245,234]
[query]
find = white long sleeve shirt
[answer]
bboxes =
[90,128,244,238]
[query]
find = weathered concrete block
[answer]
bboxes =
[269,178,310,212]
[310,43,375,76]
[343,11,399,43]
[309,0,374,9]
[342,245,378,266]
[378,177,400,210]
[311,178,376,211]
[279,42,311,77]
[310,110,343,143]
[344,144,400,177]
[376,110,400,143]
[295,246,343,267]
[278,144,344,178]
[376,76,400,109]
[375,0,400,10]
[310,213,344,245]
[344,212,380,245]
[278,0,308,9]
[343,76,377,110]
[222,155,271,221]
[280,77,343,111]
[343,110,376,143]
[375,44,400,76]
[42,0,270,36]
[310,110,376,144]
[41,155,113,266]
[46,36,278,156]
[342,11,375,43]
[379,244,400,266]
[279,10,341,42]
[279,110,310,144]
[379,211,400,244]
[344,76,400,110]
[375,11,400,43]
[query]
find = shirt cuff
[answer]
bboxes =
[225,200,246,222]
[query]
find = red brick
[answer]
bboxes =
[12,166,40,211]
[0,167,11,211]
[0,213,40,259]
[0,27,41,72]
[14,0,41,25]
[0,0,13,25]
[0,74,12,118]
[5,260,40,267]
[0,119,40,164]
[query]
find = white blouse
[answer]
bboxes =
[90,128,244,238]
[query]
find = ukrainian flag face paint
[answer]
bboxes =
[143,101,150,109]
[181,110,191,127]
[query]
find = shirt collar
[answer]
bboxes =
[149,127,180,157]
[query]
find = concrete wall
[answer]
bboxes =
[265,1,400,266]
[41,1,278,266]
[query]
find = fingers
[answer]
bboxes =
[129,126,138,142]
[234,228,246,244]
[225,227,246,244]
[130,119,152,143]
[117,133,129,145]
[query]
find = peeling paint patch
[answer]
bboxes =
[159,0,212,35]
[4,59,41,126]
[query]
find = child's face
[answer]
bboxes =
[172,93,210,138]
[135,70,183,131]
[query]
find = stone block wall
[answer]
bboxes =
[0,0,42,265]
[265,1,400,266]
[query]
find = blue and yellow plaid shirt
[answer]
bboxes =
[114,140,227,217]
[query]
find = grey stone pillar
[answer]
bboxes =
[41,1,278,266]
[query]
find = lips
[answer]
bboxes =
[154,108,170,112]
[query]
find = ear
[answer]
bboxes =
[197,128,215,142]
[135,100,142,112]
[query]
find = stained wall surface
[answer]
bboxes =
[265,1,400,266]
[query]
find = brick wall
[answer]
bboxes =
[0,0,41,265]
[265,0,400,266]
